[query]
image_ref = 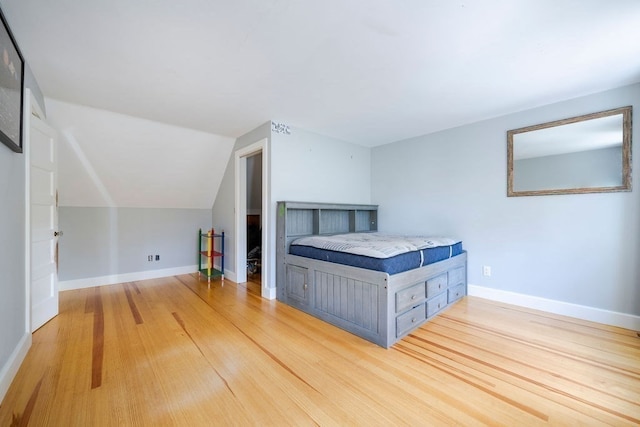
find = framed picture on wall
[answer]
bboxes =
[0,6,24,153]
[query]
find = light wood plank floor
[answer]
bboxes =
[1,274,638,426]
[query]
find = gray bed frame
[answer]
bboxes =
[276,201,467,348]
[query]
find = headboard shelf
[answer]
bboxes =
[277,201,379,264]
[279,201,377,237]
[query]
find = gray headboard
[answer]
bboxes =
[276,201,378,260]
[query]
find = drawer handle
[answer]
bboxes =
[303,283,308,290]
[412,318,417,323]
[437,303,441,308]
[411,295,416,300]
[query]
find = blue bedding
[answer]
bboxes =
[289,233,463,275]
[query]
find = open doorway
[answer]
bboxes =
[234,138,271,299]
[246,152,262,292]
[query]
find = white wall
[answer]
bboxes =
[372,83,639,319]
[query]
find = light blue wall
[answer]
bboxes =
[212,122,372,289]
[58,207,212,280]
[0,23,44,397]
[270,127,371,205]
[0,131,26,377]
[268,126,372,290]
[372,83,639,315]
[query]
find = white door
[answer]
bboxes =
[30,116,59,331]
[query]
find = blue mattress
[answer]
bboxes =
[290,239,463,275]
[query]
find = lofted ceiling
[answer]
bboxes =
[2,0,640,147]
[47,98,235,209]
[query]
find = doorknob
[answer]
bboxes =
[54,231,63,237]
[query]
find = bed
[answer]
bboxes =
[276,201,467,348]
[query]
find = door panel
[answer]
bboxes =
[30,116,58,331]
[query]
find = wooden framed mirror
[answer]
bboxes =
[507,106,632,196]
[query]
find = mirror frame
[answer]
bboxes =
[507,106,632,197]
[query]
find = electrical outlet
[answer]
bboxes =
[155,255,160,261]
[148,255,153,262]
[483,266,491,277]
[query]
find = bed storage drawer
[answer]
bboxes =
[448,283,465,303]
[426,292,448,317]
[426,273,447,297]
[396,282,425,313]
[448,266,466,287]
[396,304,426,337]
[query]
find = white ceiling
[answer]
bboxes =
[2,0,640,147]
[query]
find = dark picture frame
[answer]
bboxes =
[0,6,24,153]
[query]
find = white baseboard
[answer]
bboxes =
[0,332,31,404]
[468,284,640,331]
[59,265,199,291]
[59,265,244,294]
[263,286,276,300]
[223,268,237,283]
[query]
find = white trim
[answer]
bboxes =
[23,89,32,335]
[59,265,199,291]
[0,332,31,404]
[223,269,237,284]
[468,284,640,331]
[234,138,272,299]
[261,141,272,299]
[263,286,276,300]
[234,150,248,285]
[29,90,45,121]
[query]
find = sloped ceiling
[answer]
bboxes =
[48,99,234,209]
[3,0,640,147]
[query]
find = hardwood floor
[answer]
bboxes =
[1,274,638,426]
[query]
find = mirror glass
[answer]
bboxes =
[507,106,632,196]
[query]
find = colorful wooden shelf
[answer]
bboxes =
[198,228,224,284]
